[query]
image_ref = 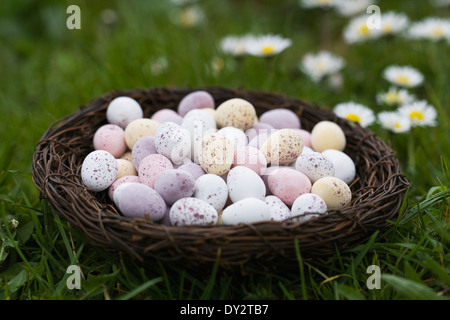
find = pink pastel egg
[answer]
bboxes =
[93,124,127,158]
[131,136,157,170]
[259,108,301,129]
[268,167,311,206]
[138,154,173,188]
[177,90,215,117]
[108,175,141,201]
[233,146,267,176]
[151,108,178,122]
[294,129,312,148]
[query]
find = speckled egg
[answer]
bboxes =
[193,173,228,212]
[227,165,266,203]
[154,121,191,165]
[154,169,196,205]
[233,146,267,176]
[259,108,301,129]
[247,129,277,150]
[221,198,271,225]
[108,175,141,201]
[116,159,137,180]
[106,96,143,129]
[217,126,248,151]
[117,183,166,221]
[81,150,118,192]
[310,121,346,152]
[124,118,160,149]
[198,133,235,176]
[295,151,335,183]
[178,162,206,180]
[177,90,215,117]
[311,176,352,210]
[322,149,356,184]
[93,124,127,158]
[291,193,327,222]
[268,167,311,206]
[170,197,218,226]
[264,195,291,221]
[138,154,174,188]
[215,98,256,131]
[260,129,304,165]
[131,136,157,171]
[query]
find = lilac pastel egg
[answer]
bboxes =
[93,124,127,158]
[108,175,141,201]
[247,129,277,150]
[81,150,118,192]
[170,197,218,226]
[138,154,173,188]
[259,108,301,129]
[117,183,166,221]
[106,96,143,129]
[131,136,157,170]
[177,162,206,180]
[245,122,275,141]
[154,169,196,205]
[177,90,215,117]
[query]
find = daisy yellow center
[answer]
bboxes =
[432,27,444,37]
[316,62,327,72]
[261,45,275,55]
[382,24,393,34]
[395,74,410,85]
[394,122,402,129]
[359,25,370,36]
[410,111,424,120]
[346,113,361,123]
[385,91,401,104]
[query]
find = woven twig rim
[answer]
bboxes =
[32,86,410,273]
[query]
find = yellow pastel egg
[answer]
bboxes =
[310,121,346,152]
[215,98,256,131]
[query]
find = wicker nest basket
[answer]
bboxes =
[32,86,410,274]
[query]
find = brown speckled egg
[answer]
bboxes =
[311,176,351,210]
[215,98,256,131]
[260,129,304,165]
[198,133,235,176]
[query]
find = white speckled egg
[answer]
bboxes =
[264,195,291,221]
[310,121,346,152]
[124,118,160,149]
[170,197,218,226]
[294,151,335,183]
[193,174,228,212]
[221,198,271,225]
[106,96,143,129]
[215,98,256,131]
[81,150,118,192]
[291,193,327,222]
[227,166,266,203]
[311,176,352,210]
[154,121,191,165]
[198,133,235,176]
[322,149,356,184]
[260,129,304,165]
[217,126,248,150]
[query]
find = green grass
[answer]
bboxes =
[1,0,449,300]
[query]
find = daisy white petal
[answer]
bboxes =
[407,17,450,42]
[245,34,292,57]
[333,0,376,17]
[220,34,255,57]
[376,86,416,106]
[380,11,410,35]
[299,0,335,9]
[300,51,345,83]
[398,100,438,127]
[382,65,424,88]
[333,102,376,127]
[377,111,411,133]
[343,14,382,44]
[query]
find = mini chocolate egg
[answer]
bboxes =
[322,149,356,184]
[170,197,218,226]
[264,195,291,221]
[291,193,327,222]
[177,90,215,117]
[245,122,275,142]
[193,173,228,212]
[138,154,173,188]
[260,129,304,165]
[198,133,235,176]
[259,108,301,129]
[131,136,158,171]
[310,121,346,152]
[311,176,352,210]
[178,162,206,180]
[268,167,311,206]
[217,126,248,151]
[233,146,267,176]
[154,121,191,165]
[294,151,335,183]
[294,129,312,148]
[215,98,256,131]
[120,151,133,162]
[124,118,160,149]
[221,198,271,225]
[116,159,137,180]
[93,124,127,158]
[81,150,118,192]
[106,96,143,129]
[108,175,141,201]
[151,108,178,122]
[154,169,196,205]
[247,129,277,150]
[117,183,166,221]
[227,165,266,203]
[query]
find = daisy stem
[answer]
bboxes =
[407,130,416,178]
[319,10,331,50]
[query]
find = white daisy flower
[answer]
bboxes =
[398,100,438,127]
[407,17,450,42]
[377,111,411,133]
[343,14,382,44]
[333,102,376,127]
[219,34,255,57]
[380,11,410,35]
[245,34,292,57]
[382,65,424,88]
[376,86,416,107]
[300,51,345,83]
[299,0,336,9]
[333,0,375,17]
[171,5,205,28]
